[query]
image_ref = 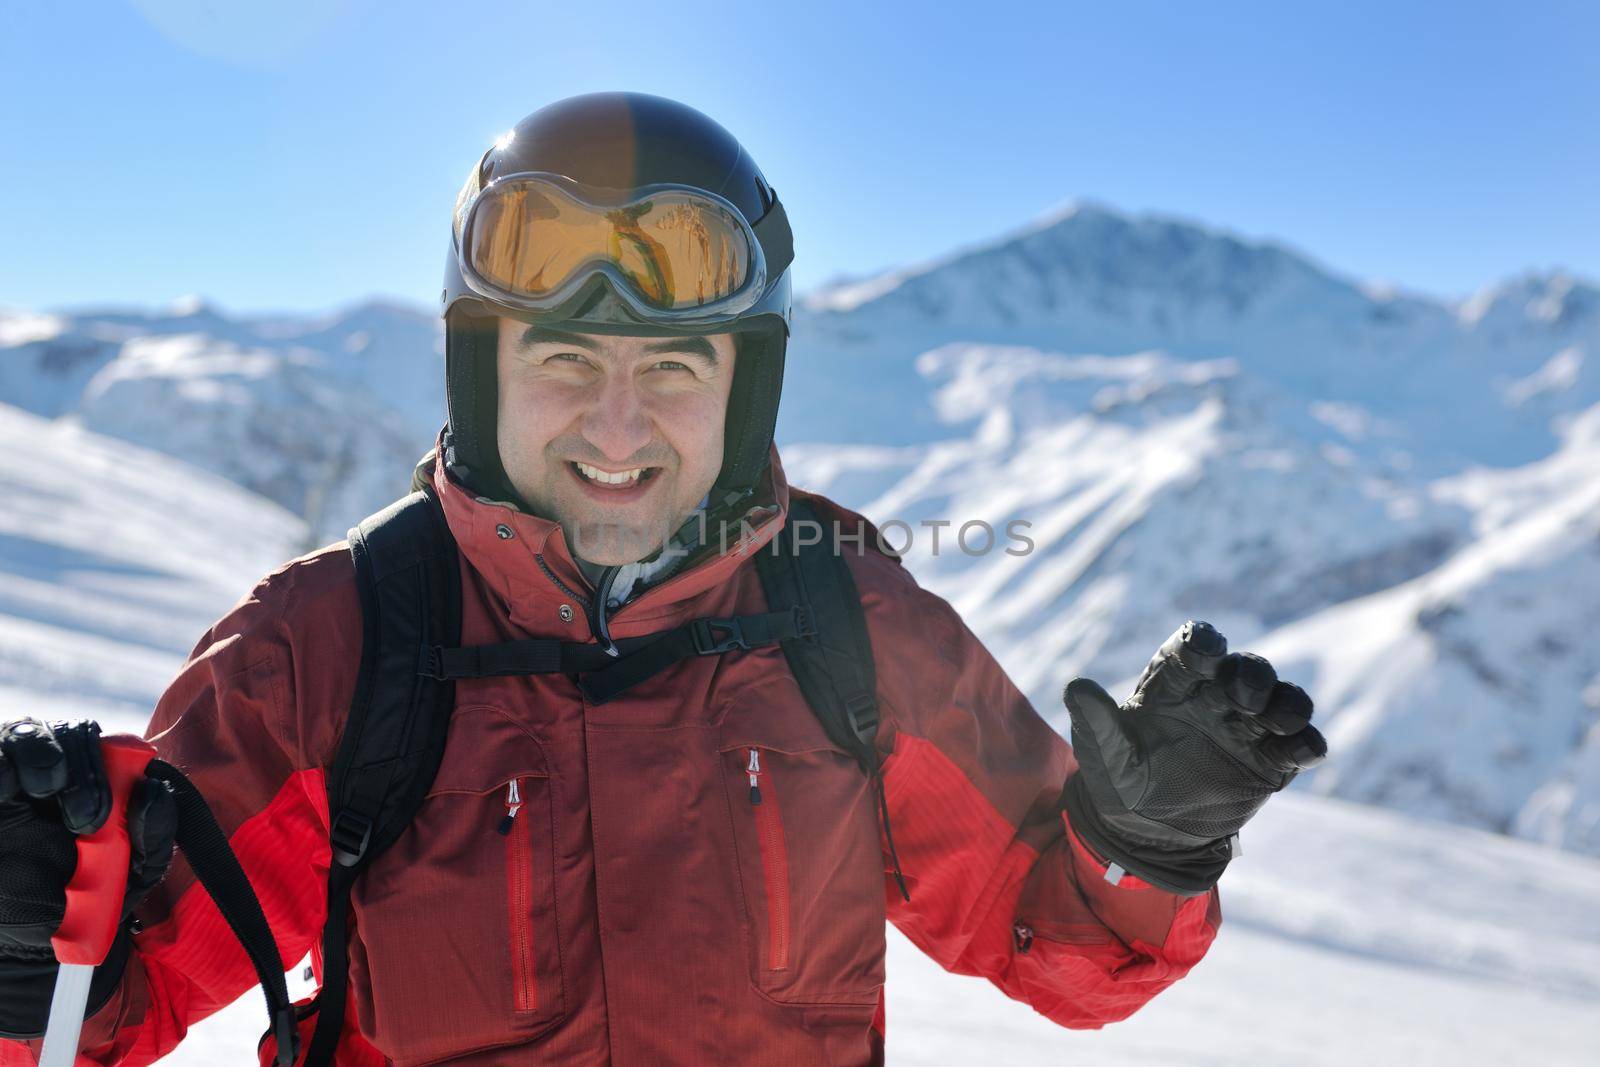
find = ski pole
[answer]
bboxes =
[39,735,157,1067]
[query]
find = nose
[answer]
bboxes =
[579,369,654,463]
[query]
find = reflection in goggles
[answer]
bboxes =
[466,180,752,311]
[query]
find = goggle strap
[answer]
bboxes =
[752,195,794,278]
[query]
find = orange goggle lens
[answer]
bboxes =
[463,178,755,312]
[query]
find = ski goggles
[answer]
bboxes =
[452,170,792,326]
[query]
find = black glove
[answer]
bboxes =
[1061,620,1326,896]
[0,718,177,1039]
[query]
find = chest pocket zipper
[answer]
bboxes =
[499,778,538,1012]
[746,748,792,971]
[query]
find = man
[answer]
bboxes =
[0,92,1324,1065]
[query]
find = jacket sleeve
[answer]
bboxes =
[0,550,359,1066]
[855,548,1222,1030]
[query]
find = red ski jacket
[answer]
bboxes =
[3,448,1219,1066]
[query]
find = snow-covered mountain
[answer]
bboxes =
[784,344,1600,855]
[784,344,1465,688]
[2,199,1597,859]
[0,298,442,543]
[778,202,1600,857]
[1255,405,1600,850]
[786,202,1600,473]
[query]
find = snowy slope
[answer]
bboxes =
[0,403,306,731]
[148,792,1600,1066]
[787,343,1461,689]
[784,346,1600,858]
[775,205,1600,860]
[781,344,1463,767]
[1251,402,1600,851]
[76,331,425,543]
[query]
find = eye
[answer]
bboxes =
[652,359,692,373]
[544,351,591,366]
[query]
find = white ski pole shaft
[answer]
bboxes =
[38,964,94,1067]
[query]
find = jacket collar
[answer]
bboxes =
[431,438,790,640]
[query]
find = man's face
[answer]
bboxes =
[496,318,738,566]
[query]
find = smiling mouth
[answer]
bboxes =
[569,461,661,489]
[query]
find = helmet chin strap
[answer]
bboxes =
[442,315,524,507]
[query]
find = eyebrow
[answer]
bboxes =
[642,336,719,363]
[518,325,720,364]
[519,325,602,351]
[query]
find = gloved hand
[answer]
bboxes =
[0,718,177,1038]
[1061,620,1326,895]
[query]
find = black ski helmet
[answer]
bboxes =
[440,92,794,513]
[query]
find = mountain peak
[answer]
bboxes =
[799,197,1373,338]
[1457,270,1600,332]
[168,294,214,317]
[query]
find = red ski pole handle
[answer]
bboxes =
[50,735,158,968]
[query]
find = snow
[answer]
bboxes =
[784,205,1599,473]
[773,204,1600,863]
[1504,345,1585,406]
[0,299,444,541]
[885,792,1600,1066]
[142,795,1600,1066]
[804,264,927,313]
[785,343,1462,711]
[0,312,66,347]
[1249,403,1600,848]
[0,404,306,728]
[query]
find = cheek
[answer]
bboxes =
[497,378,573,459]
[649,389,726,464]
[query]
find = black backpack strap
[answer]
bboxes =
[300,491,462,1067]
[573,607,812,703]
[755,497,910,901]
[416,609,815,704]
[143,759,299,1066]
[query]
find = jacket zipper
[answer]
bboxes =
[498,778,537,1012]
[746,748,791,971]
[536,552,622,657]
[542,498,779,651]
[592,565,622,657]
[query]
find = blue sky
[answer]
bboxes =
[2,0,1596,315]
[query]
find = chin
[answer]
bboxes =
[565,521,667,566]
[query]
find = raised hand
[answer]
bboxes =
[1061,621,1326,895]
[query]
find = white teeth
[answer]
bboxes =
[576,461,645,486]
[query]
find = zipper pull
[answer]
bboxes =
[497,779,523,835]
[747,748,762,805]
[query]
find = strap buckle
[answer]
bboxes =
[691,616,749,655]
[271,1003,301,1067]
[845,692,878,744]
[330,810,374,867]
[418,644,446,681]
[791,604,817,640]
